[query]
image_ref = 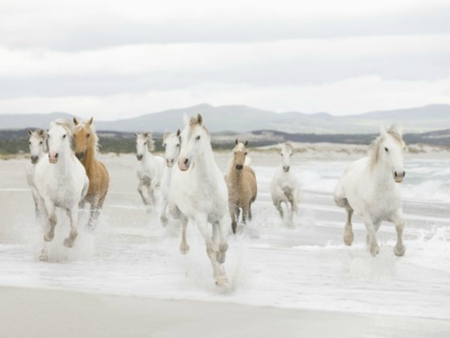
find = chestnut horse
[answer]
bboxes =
[73,117,110,230]
[226,139,257,234]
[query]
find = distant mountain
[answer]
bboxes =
[0,104,449,134]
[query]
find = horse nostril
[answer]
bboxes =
[55,153,58,158]
[403,171,406,177]
[184,159,189,165]
[394,171,398,177]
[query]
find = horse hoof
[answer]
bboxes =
[370,245,380,257]
[43,233,54,242]
[180,244,190,255]
[394,245,405,257]
[63,238,75,248]
[215,275,229,287]
[343,232,354,246]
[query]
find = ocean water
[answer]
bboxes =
[0,154,449,320]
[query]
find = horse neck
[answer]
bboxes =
[54,144,73,174]
[228,157,243,184]
[81,143,96,173]
[371,152,395,188]
[192,143,216,182]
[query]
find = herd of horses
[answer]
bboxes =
[25,113,407,285]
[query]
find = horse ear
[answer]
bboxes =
[183,113,189,126]
[390,123,403,136]
[235,139,239,145]
[135,133,139,138]
[73,117,78,126]
[380,126,388,138]
[176,129,181,137]
[87,117,94,126]
[197,114,203,125]
[27,129,32,136]
[244,140,248,147]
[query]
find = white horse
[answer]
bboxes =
[160,130,181,226]
[25,129,47,222]
[334,124,407,257]
[135,133,164,208]
[169,113,229,286]
[34,119,89,248]
[270,142,300,224]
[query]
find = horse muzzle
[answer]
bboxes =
[394,170,406,183]
[178,158,190,171]
[31,156,39,164]
[75,152,85,160]
[235,164,243,171]
[166,158,174,168]
[136,154,143,161]
[48,153,58,164]
[283,166,290,173]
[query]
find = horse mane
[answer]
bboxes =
[138,133,155,152]
[368,125,405,169]
[189,116,210,136]
[283,142,293,153]
[51,118,73,136]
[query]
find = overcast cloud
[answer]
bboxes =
[0,0,449,120]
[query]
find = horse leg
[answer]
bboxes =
[216,215,229,265]
[64,207,78,248]
[230,202,238,234]
[195,215,227,286]
[87,195,106,231]
[137,180,149,205]
[363,215,379,256]
[179,214,189,254]
[160,197,169,227]
[274,199,284,219]
[248,203,253,221]
[392,212,406,257]
[344,206,354,246]
[43,199,57,242]
[242,204,248,225]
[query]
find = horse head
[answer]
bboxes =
[378,124,406,183]
[27,129,47,164]
[47,119,73,164]
[280,142,293,172]
[135,132,154,161]
[163,129,181,168]
[178,113,210,171]
[73,117,96,161]
[233,139,249,171]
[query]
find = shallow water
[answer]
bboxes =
[0,154,449,320]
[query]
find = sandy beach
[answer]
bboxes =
[0,150,449,337]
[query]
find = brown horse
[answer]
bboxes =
[226,139,257,234]
[73,117,110,230]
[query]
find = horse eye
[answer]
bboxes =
[196,136,201,140]
[163,143,166,147]
[86,133,90,138]
[63,134,66,139]
[144,142,147,146]
[245,152,248,155]
[29,141,31,145]
[40,141,43,145]
[290,154,293,157]
[384,147,389,152]
[176,144,180,147]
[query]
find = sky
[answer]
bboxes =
[0,0,449,120]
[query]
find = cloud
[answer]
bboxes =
[1,76,449,119]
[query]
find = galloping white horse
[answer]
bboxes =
[160,130,181,226]
[34,119,89,248]
[135,133,164,208]
[270,142,300,224]
[334,124,407,257]
[169,113,230,286]
[26,129,47,221]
